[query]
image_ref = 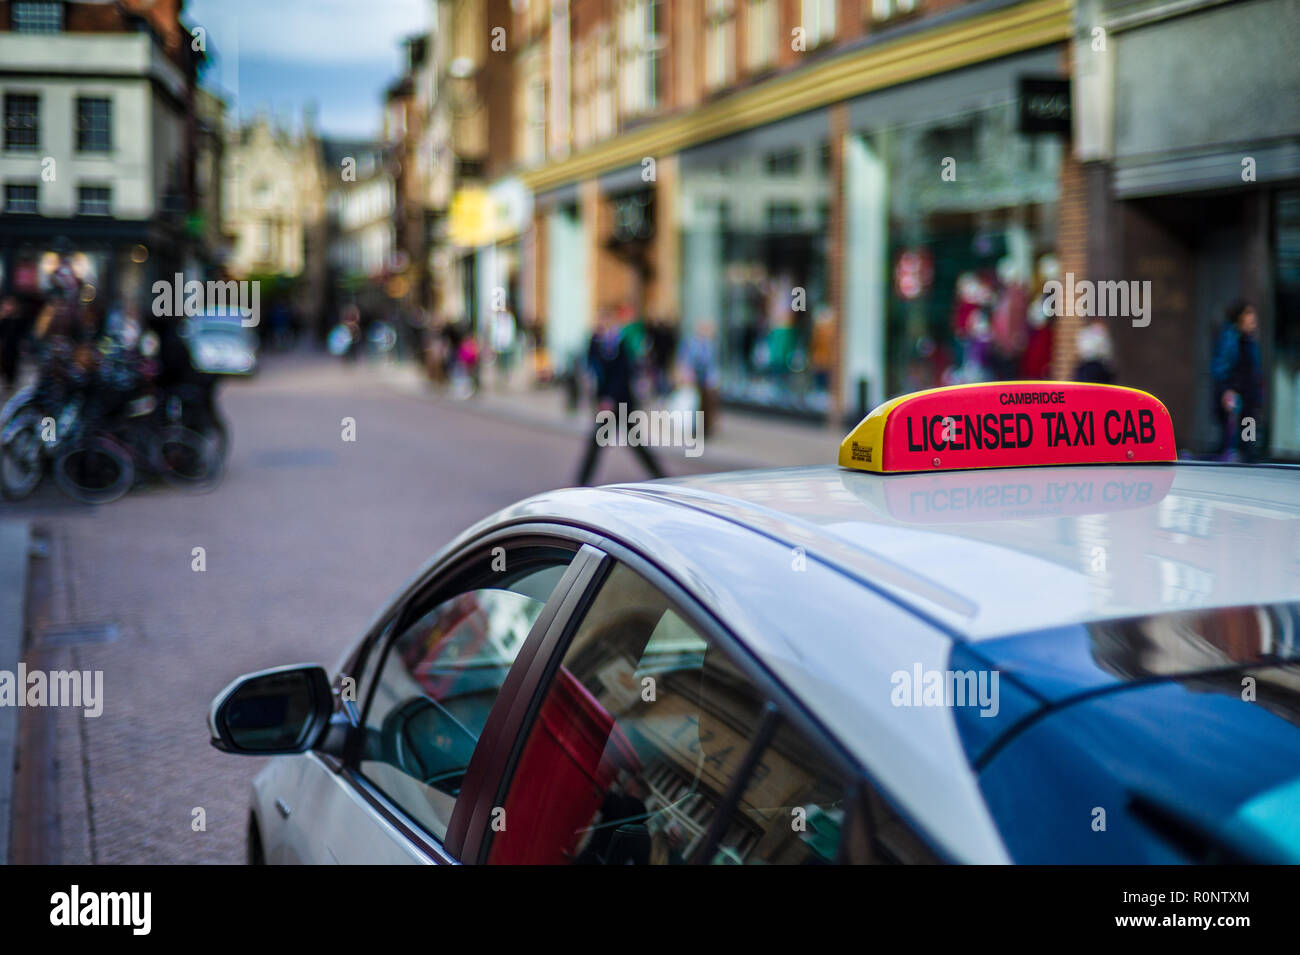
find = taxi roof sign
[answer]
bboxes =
[838,382,1177,474]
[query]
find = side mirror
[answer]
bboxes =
[208,664,333,755]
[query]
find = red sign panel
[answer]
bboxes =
[874,383,1177,473]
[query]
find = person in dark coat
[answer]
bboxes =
[575,306,664,486]
[1210,300,1264,462]
[0,295,26,391]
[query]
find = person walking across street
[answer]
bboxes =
[1211,300,1264,462]
[575,305,664,486]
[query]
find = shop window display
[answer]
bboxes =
[873,101,1062,397]
[681,121,832,414]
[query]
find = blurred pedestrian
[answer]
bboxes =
[491,308,517,384]
[809,308,834,395]
[1073,317,1115,384]
[647,316,677,398]
[453,324,480,397]
[679,318,721,437]
[576,306,663,486]
[1211,300,1263,462]
[0,295,25,391]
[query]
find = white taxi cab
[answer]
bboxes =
[209,381,1300,864]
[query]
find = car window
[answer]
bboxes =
[486,562,855,864]
[359,559,570,841]
[349,615,396,715]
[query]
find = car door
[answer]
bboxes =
[459,551,915,865]
[261,534,603,863]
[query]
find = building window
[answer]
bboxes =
[745,0,777,72]
[594,26,616,140]
[4,94,40,151]
[76,97,112,153]
[704,0,735,92]
[766,201,802,232]
[572,38,593,148]
[4,184,39,215]
[517,47,547,165]
[617,0,660,118]
[77,185,111,216]
[765,148,802,175]
[871,0,917,21]
[801,0,836,46]
[12,1,63,34]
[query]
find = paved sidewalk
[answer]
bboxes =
[0,520,29,864]
[365,358,842,473]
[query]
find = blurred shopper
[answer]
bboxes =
[1019,303,1054,379]
[491,308,518,384]
[453,324,480,397]
[679,319,721,437]
[646,316,677,398]
[989,259,1029,380]
[576,306,663,486]
[423,319,451,385]
[0,295,25,391]
[343,305,363,362]
[809,308,835,394]
[1073,317,1116,384]
[1211,300,1264,462]
[1020,255,1059,380]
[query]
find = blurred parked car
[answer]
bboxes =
[183,312,259,376]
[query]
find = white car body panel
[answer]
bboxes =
[253,755,431,864]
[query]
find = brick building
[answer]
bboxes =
[447,0,1077,422]
[416,0,1300,454]
[1068,0,1300,458]
[0,0,208,309]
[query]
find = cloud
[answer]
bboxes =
[188,0,428,65]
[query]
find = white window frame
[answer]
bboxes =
[872,0,918,22]
[801,0,836,46]
[704,0,735,92]
[746,0,777,72]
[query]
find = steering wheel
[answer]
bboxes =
[380,697,475,794]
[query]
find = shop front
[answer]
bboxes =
[1097,0,1300,459]
[1,216,188,320]
[842,48,1066,415]
[679,111,832,416]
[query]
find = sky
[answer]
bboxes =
[187,0,429,140]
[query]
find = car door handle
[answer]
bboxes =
[275,797,292,819]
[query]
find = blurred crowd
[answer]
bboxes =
[0,259,200,403]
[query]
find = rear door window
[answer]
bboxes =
[486,562,856,864]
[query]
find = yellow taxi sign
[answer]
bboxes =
[839,381,1177,474]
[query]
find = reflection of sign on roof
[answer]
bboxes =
[875,469,1176,524]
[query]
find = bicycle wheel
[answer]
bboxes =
[0,410,44,501]
[151,425,222,490]
[53,435,134,504]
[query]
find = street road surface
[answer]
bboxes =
[3,352,716,863]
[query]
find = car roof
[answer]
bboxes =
[610,462,1300,640]
[460,461,1300,862]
